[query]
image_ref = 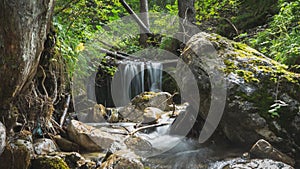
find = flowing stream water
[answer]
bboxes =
[112,60,163,106]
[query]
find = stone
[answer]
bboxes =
[0,140,32,169]
[100,150,144,169]
[124,137,152,155]
[84,104,107,123]
[250,139,295,166]
[33,138,58,155]
[180,32,300,153]
[131,91,173,111]
[118,104,144,123]
[49,152,95,169]
[143,107,164,124]
[0,122,6,155]
[67,120,125,152]
[211,158,294,169]
[31,156,70,169]
[53,135,80,152]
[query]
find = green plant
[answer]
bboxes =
[249,0,300,65]
[268,100,288,118]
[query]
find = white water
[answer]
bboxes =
[115,60,163,106]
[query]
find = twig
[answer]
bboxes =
[98,47,137,60]
[129,122,171,135]
[60,94,71,128]
[171,102,176,117]
[51,118,65,133]
[224,18,239,35]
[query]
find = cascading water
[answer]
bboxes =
[114,60,163,106]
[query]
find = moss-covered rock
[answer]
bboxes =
[0,139,33,169]
[30,156,70,169]
[179,32,300,155]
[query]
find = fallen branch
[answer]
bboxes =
[98,47,138,60]
[51,118,66,134]
[60,94,71,128]
[223,18,239,35]
[129,122,171,135]
[119,0,152,35]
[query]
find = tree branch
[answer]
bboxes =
[119,0,152,35]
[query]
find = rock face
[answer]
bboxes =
[179,32,300,154]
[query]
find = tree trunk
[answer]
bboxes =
[0,0,54,130]
[178,0,196,43]
[139,0,150,47]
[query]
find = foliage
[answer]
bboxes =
[195,0,239,22]
[54,0,125,77]
[248,0,300,65]
[268,100,288,118]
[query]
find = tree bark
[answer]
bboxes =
[0,0,54,129]
[178,0,196,43]
[139,0,150,47]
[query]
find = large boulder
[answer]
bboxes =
[67,120,125,152]
[119,92,173,123]
[179,32,300,154]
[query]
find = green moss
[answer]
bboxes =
[31,156,70,169]
[235,69,259,83]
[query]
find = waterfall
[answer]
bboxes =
[113,60,163,106]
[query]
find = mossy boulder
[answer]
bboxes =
[179,32,300,155]
[30,156,69,169]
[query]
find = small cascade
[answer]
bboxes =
[114,60,163,106]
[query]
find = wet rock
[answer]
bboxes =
[180,32,300,153]
[33,138,58,155]
[84,104,107,123]
[211,158,294,169]
[0,140,32,169]
[50,152,96,169]
[53,135,80,152]
[106,108,119,123]
[67,120,125,152]
[118,104,144,123]
[100,150,144,169]
[0,122,6,155]
[82,152,106,162]
[250,139,295,166]
[131,91,173,111]
[143,107,164,124]
[30,155,69,169]
[125,137,153,155]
